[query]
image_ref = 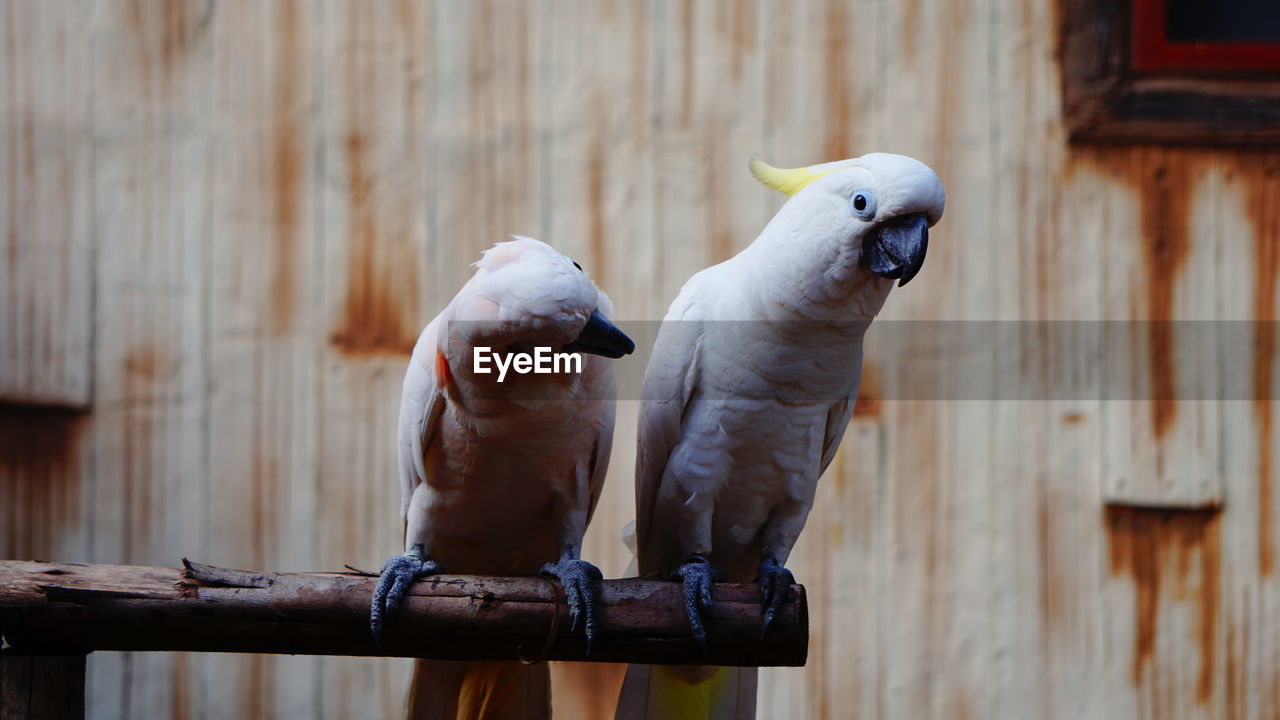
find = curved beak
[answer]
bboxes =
[562,308,635,358]
[861,213,929,287]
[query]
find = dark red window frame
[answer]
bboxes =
[1059,0,1280,145]
[1131,0,1280,72]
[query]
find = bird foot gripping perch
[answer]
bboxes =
[370,542,441,646]
[672,554,724,649]
[755,556,795,640]
[540,550,604,654]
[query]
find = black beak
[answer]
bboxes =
[861,213,929,287]
[562,308,635,359]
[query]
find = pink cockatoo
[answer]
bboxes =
[371,236,634,720]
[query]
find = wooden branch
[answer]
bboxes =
[0,560,807,667]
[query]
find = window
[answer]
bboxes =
[1060,0,1280,144]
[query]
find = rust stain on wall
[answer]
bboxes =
[931,0,962,189]
[1105,506,1220,702]
[829,446,848,498]
[158,1,192,80]
[703,126,732,264]
[901,0,921,60]
[128,0,204,94]
[1269,653,1280,720]
[394,0,423,123]
[852,363,881,417]
[126,0,156,99]
[124,344,178,401]
[1069,148,1203,441]
[5,1,21,260]
[588,95,607,273]
[1224,596,1242,720]
[714,0,754,81]
[921,408,945,682]
[330,133,419,357]
[393,0,425,187]
[630,1,649,145]
[823,0,851,161]
[1231,153,1280,576]
[120,407,155,562]
[680,0,694,128]
[330,7,420,357]
[170,652,192,720]
[456,0,493,258]
[890,402,945,683]
[730,0,755,59]
[1138,152,1198,440]
[1036,488,1065,636]
[249,444,277,568]
[513,3,530,196]
[271,0,301,334]
[242,654,274,720]
[0,405,87,559]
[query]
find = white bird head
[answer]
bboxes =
[750,153,945,287]
[452,236,635,358]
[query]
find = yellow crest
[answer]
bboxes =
[748,155,838,196]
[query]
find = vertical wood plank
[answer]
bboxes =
[204,0,323,717]
[649,0,767,308]
[313,2,434,714]
[865,0,995,718]
[987,1,1107,719]
[1087,148,1225,720]
[532,2,660,716]
[1,654,87,720]
[427,0,543,308]
[1216,153,1280,720]
[88,1,216,718]
[1040,169,1107,720]
[757,1,887,715]
[0,0,94,408]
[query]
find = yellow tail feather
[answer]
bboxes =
[615,665,757,720]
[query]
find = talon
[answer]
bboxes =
[541,556,603,654]
[370,545,442,647]
[755,556,795,640]
[673,555,722,649]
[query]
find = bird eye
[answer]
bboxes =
[849,190,877,219]
[572,260,583,271]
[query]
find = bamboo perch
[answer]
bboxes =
[0,560,807,667]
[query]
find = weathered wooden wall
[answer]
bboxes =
[2,1,1278,718]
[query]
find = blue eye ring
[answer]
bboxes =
[849,190,877,219]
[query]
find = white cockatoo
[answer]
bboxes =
[371,236,634,720]
[615,153,945,719]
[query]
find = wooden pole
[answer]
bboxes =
[0,654,86,719]
[0,560,807,667]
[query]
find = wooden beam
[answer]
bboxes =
[0,654,86,719]
[0,560,807,667]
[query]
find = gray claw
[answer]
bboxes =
[370,543,441,647]
[755,556,795,640]
[540,557,604,654]
[673,555,723,649]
